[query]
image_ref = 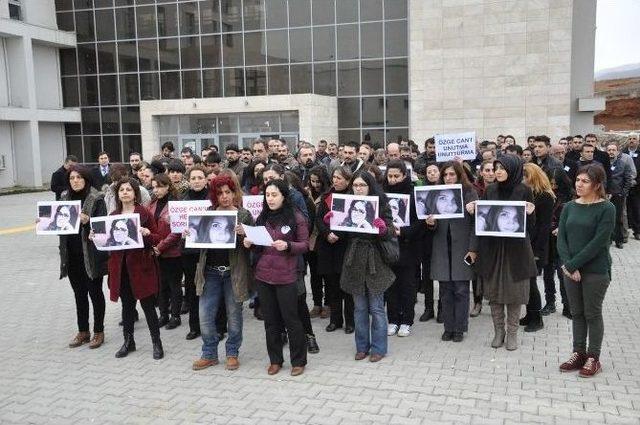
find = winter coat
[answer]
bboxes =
[529,190,554,267]
[383,176,424,268]
[315,190,349,275]
[148,197,181,258]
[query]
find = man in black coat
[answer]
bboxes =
[90,151,111,190]
[50,155,78,200]
[623,132,640,240]
[533,135,573,202]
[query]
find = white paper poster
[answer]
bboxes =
[242,195,264,221]
[435,131,477,162]
[168,200,211,233]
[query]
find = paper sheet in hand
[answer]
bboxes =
[241,224,274,246]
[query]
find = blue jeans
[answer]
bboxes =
[353,290,387,356]
[199,269,243,360]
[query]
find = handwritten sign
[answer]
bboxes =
[242,195,264,221]
[168,200,211,233]
[435,131,476,162]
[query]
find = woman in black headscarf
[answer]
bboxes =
[467,155,537,351]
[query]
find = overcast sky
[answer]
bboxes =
[595,0,640,71]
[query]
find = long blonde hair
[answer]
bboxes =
[523,163,556,200]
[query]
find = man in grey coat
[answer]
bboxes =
[606,142,637,249]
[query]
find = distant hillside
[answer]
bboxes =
[595,63,640,81]
[594,76,640,131]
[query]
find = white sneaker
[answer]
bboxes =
[397,324,411,337]
[387,324,399,336]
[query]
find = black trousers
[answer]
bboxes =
[68,259,105,333]
[387,264,417,326]
[525,271,542,315]
[257,281,307,367]
[543,255,568,306]
[158,257,183,318]
[307,252,326,307]
[324,273,354,327]
[181,254,200,332]
[298,294,314,336]
[611,194,626,244]
[627,189,640,235]
[120,263,159,340]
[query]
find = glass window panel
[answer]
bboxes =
[123,135,142,158]
[136,6,157,38]
[386,128,408,145]
[243,0,265,31]
[361,22,382,58]
[66,136,84,163]
[361,59,383,95]
[121,107,141,133]
[221,0,242,32]
[77,44,97,74]
[74,0,93,10]
[265,0,286,29]
[139,72,160,100]
[182,70,202,98]
[201,35,221,67]
[81,108,101,134]
[159,38,180,70]
[224,68,245,96]
[181,36,201,69]
[102,136,122,162]
[362,129,384,146]
[120,74,139,104]
[385,95,408,127]
[65,124,81,136]
[80,76,99,106]
[239,112,279,133]
[244,32,266,66]
[385,20,407,57]
[362,97,384,127]
[268,65,289,95]
[115,0,134,5]
[60,49,77,76]
[200,0,220,33]
[219,135,238,149]
[245,66,267,96]
[314,62,335,96]
[115,7,136,39]
[160,72,181,99]
[281,111,298,132]
[338,98,360,128]
[55,0,73,11]
[338,61,359,95]
[266,30,287,64]
[337,0,358,23]
[159,116,178,134]
[218,115,238,133]
[289,0,310,27]
[313,26,335,61]
[384,0,407,20]
[360,0,382,21]
[157,4,178,37]
[118,41,138,72]
[337,25,358,60]
[56,12,75,32]
[180,2,199,35]
[62,77,79,107]
[95,9,115,41]
[84,136,102,162]
[138,39,158,71]
[289,28,311,63]
[290,64,312,94]
[101,108,120,134]
[99,75,118,105]
[222,33,243,67]
[385,58,407,94]
[203,69,222,97]
[312,0,334,25]
[75,11,95,42]
[339,129,361,144]
[97,42,117,73]
[95,0,113,6]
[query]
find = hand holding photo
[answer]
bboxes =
[475,200,527,238]
[185,211,238,249]
[36,201,81,235]
[330,194,380,234]
[386,193,411,227]
[414,184,464,219]
[90,213,143,251]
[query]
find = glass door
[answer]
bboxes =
[179,134,218,155]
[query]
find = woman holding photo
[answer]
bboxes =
[426,162,478,343]
[467,155,537,351]
[557,164,615,377]
[338,171,395,362]
[58,166,108,349]
[307,166,331,320]
[419,163,441,322]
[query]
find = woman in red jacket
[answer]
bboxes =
[244,179,309,376]
[103,177,164,360]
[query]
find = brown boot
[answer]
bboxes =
[225,356,240,370]
[505,304,521,351]
[309,306,322,318]
[69,331,90,348]
[320,306,330,319]
[489,303,505,348]
[89,332,104,349]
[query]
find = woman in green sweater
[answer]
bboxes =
[557,164,615,378]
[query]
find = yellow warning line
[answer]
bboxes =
[0,224,35,235]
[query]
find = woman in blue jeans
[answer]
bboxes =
[334,171,396,362]
[191,173,254,371]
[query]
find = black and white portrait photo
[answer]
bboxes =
[330,194,379,234]
[414,184,464,219]
[386,193,411,227]
[185,211,238,249]
[90,213,143,251]
[475,201,527,238]
[36,201,81,235]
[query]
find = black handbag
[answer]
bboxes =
[377,235,400,265]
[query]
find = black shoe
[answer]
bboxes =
[307,334,320,354]
[248,300,255,309]
[540,303,556,316]
[115,333,136,358]
[615,241,624,249]
[634,233,640,241]
[166,316,181,330]
[158,314,169,328]
[281,332,288,345]
[519,315,530,326]
[344,325,354,334]
[254,306,263,321]
[441,331,453,341]
[562,306,573,319]
[452,332,464,342]
[152,338,164,360]
[180,301,190,315]
[325,323,341,332]
[419,309,434,322]
[524,315,544,332]
[186,330,201,340]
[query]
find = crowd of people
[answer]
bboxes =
[50,131,640,377]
